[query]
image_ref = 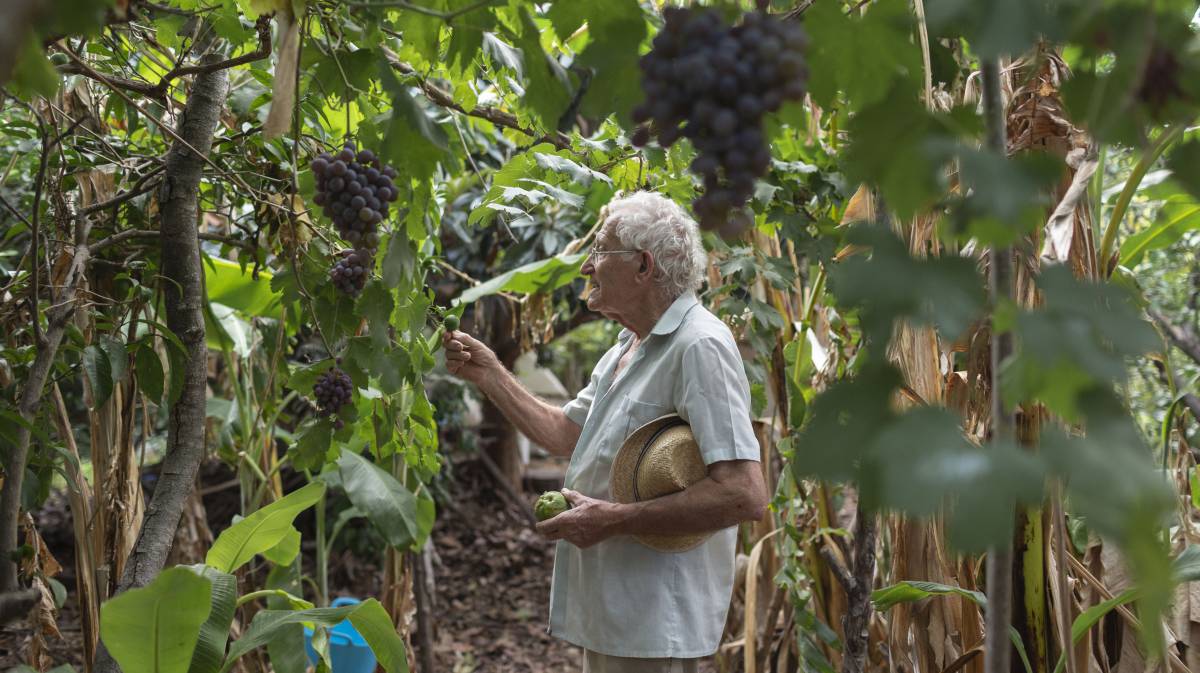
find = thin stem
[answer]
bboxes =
[316,489,329,606]
[982,55,1016,673]
[1098,124,1186,276]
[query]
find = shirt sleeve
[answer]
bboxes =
[674,335,761,465]
[561,375,597,427]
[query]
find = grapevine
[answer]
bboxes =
[311,142,400,295]
[632,8,808,235]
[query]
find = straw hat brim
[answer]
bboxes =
[610,414,710,553]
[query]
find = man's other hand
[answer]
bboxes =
[443,330,501,388]
[536,489,619,549]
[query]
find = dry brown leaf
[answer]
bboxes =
[1041,147,1099,263]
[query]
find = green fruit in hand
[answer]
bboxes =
[443,314,460,331]
[534,491,570,521]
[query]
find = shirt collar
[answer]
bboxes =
[615,292,700,343]
[650,292,699,336]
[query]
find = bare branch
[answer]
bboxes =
[80,165,166,216]
[818,544,856,594]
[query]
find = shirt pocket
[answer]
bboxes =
[621,396,672,442]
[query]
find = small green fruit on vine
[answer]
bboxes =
[534,491,570,521]
[443,314,460,331]
[49,53,70,66]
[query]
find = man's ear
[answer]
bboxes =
[638,251,654,279]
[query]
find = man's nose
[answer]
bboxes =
[580,259,595,275]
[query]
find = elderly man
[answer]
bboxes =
[443,192,767,673]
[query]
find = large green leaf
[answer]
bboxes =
[510,7,572,129]
[1119,191,1200,268]
[336,448,420,549]
[872,580,1033,673]
[203,256,281,318]
[185,565,238,673]
[377,59,449,182]
[206,482,325,573]
[871,580,985,611]
[347,599,410,673]
[454,252,586,305]
[805,0,922,110]
[552,0,647,124]
[220,599,408,673]
[100,566,213,673]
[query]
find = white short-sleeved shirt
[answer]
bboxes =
[549,292,761,658]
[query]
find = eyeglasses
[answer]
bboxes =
[587,246,640,261]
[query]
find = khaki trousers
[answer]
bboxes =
[582,649,700,673]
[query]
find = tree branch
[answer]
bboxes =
[91,227,250,253]
[57,15,271,102]
[380,47,570,150]
[1149,307,1200,367]
[80,164,165,216]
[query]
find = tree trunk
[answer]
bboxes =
[982,56,1017,673]
[841,505,878,673]
[93,58,227,673]
[0,210,93,592]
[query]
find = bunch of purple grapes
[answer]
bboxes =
[632,8,808,234]
[310,143,399,295]
[313,366,353,424]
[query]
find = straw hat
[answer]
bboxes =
[609,415,710,553]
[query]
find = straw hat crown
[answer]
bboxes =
[609,415,710,553]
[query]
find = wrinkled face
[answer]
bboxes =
[580,226,644,317]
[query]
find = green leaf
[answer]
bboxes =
[805,0,922,110]
[264,565,307,673]
[872,580,986,612]
[1001,268,1158,419]
[10,36,60,100]
[83,344,114,408]
[1050,589,1139,673]
[454,252,586,305]
[872,580,1034,673]
[567,0,648,124]
[1166,139,1200,201]
[829,225,986,343]
[790,363,900,484]
[394,1,442,62]
[347,599,410,673]
[841,89,943,218]
[1119,196,1200,268]
[135,342,166,405]
[382,233,418,290]
[377,61,448,182]
[206,482,325,573]
[510,7,572,129]
[260,527,301,566]
[185,565,238,673]
[221,606,354,673]
[204,256,281,317]
[290,419,334,472]
[336,448,420,549]
[100,567,213,673]
[924,0,1059,60]
[221,600,408,673]
[358,281,394,348]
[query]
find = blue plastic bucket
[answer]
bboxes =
[302,597,378,673]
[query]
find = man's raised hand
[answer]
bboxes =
[442,330,501,388]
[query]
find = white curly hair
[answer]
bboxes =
[601,192,708,299]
